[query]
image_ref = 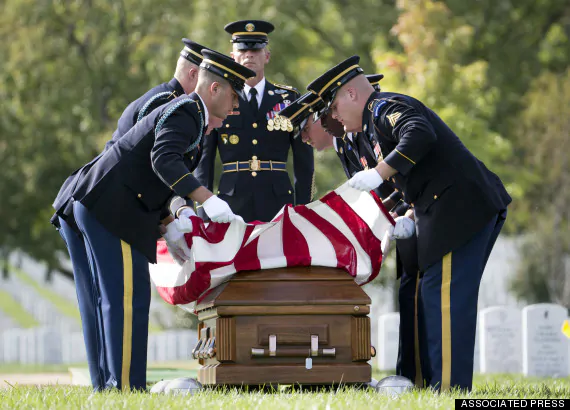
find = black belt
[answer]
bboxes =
[222,160,287,173]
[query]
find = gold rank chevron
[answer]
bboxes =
[387,112,402,127]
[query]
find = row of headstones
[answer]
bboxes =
[1,278,80,329]
[0,327,198,364]
[377,303,570,378]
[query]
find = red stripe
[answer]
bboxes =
[294,206,357,276]
[320,191,383,284]
[281,208,311,266]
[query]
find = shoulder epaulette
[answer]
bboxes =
[273,83,299,94]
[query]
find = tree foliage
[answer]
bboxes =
[0,0,568,294]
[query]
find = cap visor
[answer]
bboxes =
[235,42,266,50]
[232,85,246,100]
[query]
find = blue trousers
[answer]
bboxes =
[421,210,506,391]
[58,216,108,390]
[397,269,430,387]
[74,202,151,391]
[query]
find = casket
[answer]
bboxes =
[192,266,374,386]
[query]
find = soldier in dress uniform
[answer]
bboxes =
[277,84,427,387]
[68,49,255,392]
[49,38,212,391]
[194,20,314,222]
[305,56,511,391]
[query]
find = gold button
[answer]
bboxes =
[252,155,258,160]
[288,190,292,194]
[190,156,194,160]
[434,195,438,200]
[252,122,258,128]
[252,172,257,177]
[217,190,220,194]
[252,139,258,145]
[137,194,142,198]
[225,124,230,128]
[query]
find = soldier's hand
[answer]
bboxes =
[389,216,415,240]
[174,208,195,233]
[163,222,191,264]
[348,169,384,191]
[202,195,236,223]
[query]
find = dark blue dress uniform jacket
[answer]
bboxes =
[51,79,184,230]
[194,81,314,222]
[364,91,512,271]
[72,93,207,263]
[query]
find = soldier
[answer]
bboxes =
[277,85,426,386]
[49,39,212,391]
[194,20,314,222]
[69,49,254,392]
[305,56,511,391]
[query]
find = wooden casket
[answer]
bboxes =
[192,266,374,386]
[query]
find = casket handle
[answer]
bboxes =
[251,334,336,358]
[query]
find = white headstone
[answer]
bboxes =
[479,306,521,374]
[522,303,569,377]
[377,313,400,371]
[2,329,23,363]
[35,328,62,364]
[473,322,480,374]
[147,334,157,363]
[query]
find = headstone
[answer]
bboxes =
[522,303,569,377]
[2,329,23,363]
[175,330,196,360]
[35,328,63,364]
[473,323,480,373]
[62,332,87,363]
[147,334,157,363]
[479,306,521,374]
[377,313,400,371]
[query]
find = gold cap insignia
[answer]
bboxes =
[245,23,255,32]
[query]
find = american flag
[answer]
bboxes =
[149,183,394,312]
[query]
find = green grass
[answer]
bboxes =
[1,374,569,409]
[0,290,38,328]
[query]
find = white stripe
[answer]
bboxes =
[257,219,286,269]
[305,200,372,284]
[335,183,393,239]
[149,260,192,287]
[208,263,237,289]
[192,219,248,263]
[245,222,277,247]
[287,208,337,268]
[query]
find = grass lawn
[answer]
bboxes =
[1,373,569,409]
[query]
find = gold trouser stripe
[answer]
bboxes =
[413,270,423,387]
[120,240,133,391]
[441,252,452,391]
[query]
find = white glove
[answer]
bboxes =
[163,222,191,264]
[173,208,195,233]
[348,169,383,191]
[202,195,236,223]
[389,216,415,240]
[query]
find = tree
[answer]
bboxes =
[510,69,570,308]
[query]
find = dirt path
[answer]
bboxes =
[0,373,72,388]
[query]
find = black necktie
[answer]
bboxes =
[249,88,258,116]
